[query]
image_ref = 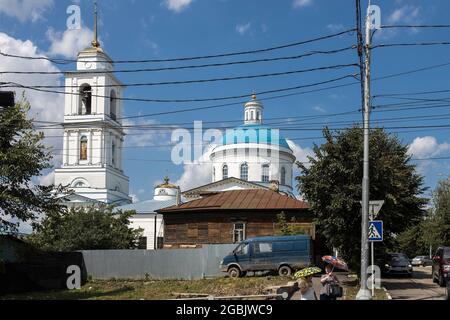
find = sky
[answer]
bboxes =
[1,0,450,203]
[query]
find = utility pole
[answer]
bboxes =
[356,1,372,301]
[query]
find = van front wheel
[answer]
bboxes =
[278,265,292,277]
[228,267,241,279]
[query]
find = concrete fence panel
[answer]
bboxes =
[80,244,236,280]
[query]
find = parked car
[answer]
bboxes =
[411,256,432,267]
[219,235,312,278]
[377,253,413,277]
[432,246,450,287]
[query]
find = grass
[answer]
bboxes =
[1,276,291,300]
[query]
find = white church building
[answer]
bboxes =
[54,22,131,207]
[53,9,298,249]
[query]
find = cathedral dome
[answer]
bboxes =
[154,177,180,201]
[220,124,292,150]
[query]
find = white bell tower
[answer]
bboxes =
[54,3,131,206]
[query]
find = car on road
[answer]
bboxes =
[219,235,312,278]
[432,246,450,287]
[411,256,432,267]
[377,253,413,277]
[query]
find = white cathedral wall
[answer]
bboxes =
[211,143,295,188]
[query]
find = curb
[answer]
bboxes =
[382,287,392,300]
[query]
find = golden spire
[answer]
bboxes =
[91,0,100,48]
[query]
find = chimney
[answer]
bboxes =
[176,186,181,206]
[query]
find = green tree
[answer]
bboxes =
[0,97,64,233]
[424,179,450,250]
[276,212,306,236]
[296,127,427,270]
[30,205,142,251]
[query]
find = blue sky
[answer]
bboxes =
[1,0,450,202]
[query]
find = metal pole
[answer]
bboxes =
[154,213,157,250]
[371,242,374,297]
[357,3,372,300]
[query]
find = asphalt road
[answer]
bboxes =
[382,266,447,300]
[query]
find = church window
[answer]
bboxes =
[257,111,261,121]
[74,182,85,188]
[79,85,92,115]
[281,167,286,185]
[250,111,254,120]
[80,136,88,161]
[222,164,228,180]
[112,141,116,166]
[240,163,248,181]
[245,111,248,121]
[262,164,270,182]
[213,167,216,181]
[110,90,117,120]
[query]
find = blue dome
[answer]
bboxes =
[219,124,292,150]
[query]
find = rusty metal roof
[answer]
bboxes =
[158,189,309,213]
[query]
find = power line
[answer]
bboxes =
[0,46,356,76]
[2,74,356,105]
[0,28,356,65]
[0,63,359,88]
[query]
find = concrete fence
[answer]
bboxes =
[80,244,237,280]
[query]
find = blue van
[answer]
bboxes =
[219,235,312,278]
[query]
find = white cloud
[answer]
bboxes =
[122,118,173,147]
[0,32,64,176]
[236,22,251,35]
[408,136,450,159]
[292,0,313,9]
[164,0,193,13]
[46,27,94,59]
[0,0,53,22]
[313,106,326,113]
[326,23,345,33]
[174,146,213,191]
[388,5,421,24]
[286,140,314,166]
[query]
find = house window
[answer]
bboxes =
[80,136,88,160]
[262,164,270,182]
[110,90,117,120]
[233,222,246,243]
[222,164,228,180]
[79,85,92,115]
[281,167,286,185]
[240,163,248,181]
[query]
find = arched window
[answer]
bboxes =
[250,110,254,120]
[222,164,228,180]
[213,167,216,181]
[262,164,270,182]
[80,136,88,161]
[79,85,92,115]
[110,90,117,120]
[256,111,260,121]
[281,167,286,185]
[245,111,248,121]
[240,163,248,181]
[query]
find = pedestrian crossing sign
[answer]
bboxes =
[368,221,383,242]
